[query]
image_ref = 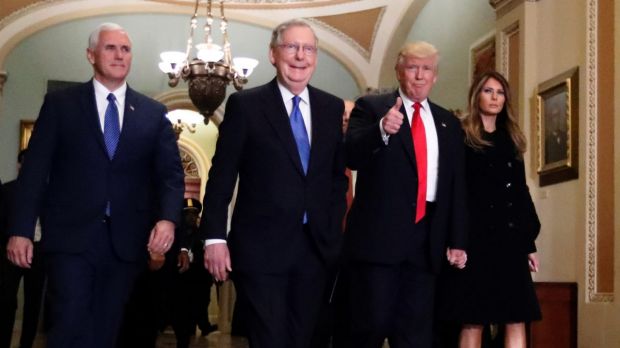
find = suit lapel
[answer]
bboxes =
[81,81,109,158]
[393,92,416,168]
[116,87,140,160]
[306,86,325,176]
[261,79,307,176]
[429,101,451,170]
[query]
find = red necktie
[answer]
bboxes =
[411,102,427,223]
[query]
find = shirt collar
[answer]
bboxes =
[398,88,430,110]
[93,78,127,101]
[277,81,309,105]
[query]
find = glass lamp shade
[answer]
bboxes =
[233,57,259,78]
[159,51,187,73]
[166,109,204,125]
[196,43,224,62]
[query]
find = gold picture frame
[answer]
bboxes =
[19,120,35,151]
[536,67,579,186]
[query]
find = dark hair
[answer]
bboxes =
[462,70,526,157]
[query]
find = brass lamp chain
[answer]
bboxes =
[184,0,201,70]
[220,1,233,69]
[205,0,214,47]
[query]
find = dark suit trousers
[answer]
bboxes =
[45,219,141,348]
[232,226,327,348]
[0,242,46,348]
[345,216,436,348]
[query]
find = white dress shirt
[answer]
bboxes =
[277,82,312,143]
[379,90,439,202]
[93,78,127,132]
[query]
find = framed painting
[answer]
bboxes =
[536,67,579,186]
[470,34,496,84]
[19,120,35,151]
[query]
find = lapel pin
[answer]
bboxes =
[441,122,447,128]
[129,105,135,111]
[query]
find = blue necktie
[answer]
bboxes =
[103,93,120,216]
[104,93,120,159]
[290,95,310,223]
[290,95,310,174]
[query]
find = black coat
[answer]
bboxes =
[436,128,541,324]
[199,78,348,273]
[343,91,468,273]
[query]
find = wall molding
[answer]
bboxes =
[585,0,613,303]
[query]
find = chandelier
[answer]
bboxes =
[159,0,258,124]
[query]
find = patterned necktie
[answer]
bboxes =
[290,95,310,174]
[411,102,427,223]
[104,93,120,159]
[290,95,310,224]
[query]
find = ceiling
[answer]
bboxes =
[0,0,425,87]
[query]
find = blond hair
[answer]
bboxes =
[396,41,439,69]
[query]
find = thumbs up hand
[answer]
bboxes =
[381,97,404,135]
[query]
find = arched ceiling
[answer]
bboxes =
[0,0,424,88]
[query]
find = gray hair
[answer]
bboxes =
[269,19,318,49]
[88,23,130,49]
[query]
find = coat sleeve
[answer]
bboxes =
[520,184,540,254]
[329,99,348,238]
[199,93,247,240]
[344,96,389,170]
[448,127,469,251]
[153,103,185,226]
[10,94,59,239]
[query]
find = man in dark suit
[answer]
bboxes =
[342,41,468,348]
[0,150,47,348]
[200,19,348,348]
[6,23,184,348]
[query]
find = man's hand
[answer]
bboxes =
[204,243,232,282]
[381,97,404,135]
[446,247,467,269]
[6,236,33,269]
[147,220,175,255]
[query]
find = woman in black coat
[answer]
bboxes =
[437,71,541,348]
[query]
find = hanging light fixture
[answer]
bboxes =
[159,0,259,124]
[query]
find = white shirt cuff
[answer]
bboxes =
[379,117,390,145]
[205,239,227,246]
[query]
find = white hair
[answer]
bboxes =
[88,23,129,49]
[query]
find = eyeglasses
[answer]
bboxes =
[277,43,317,56]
